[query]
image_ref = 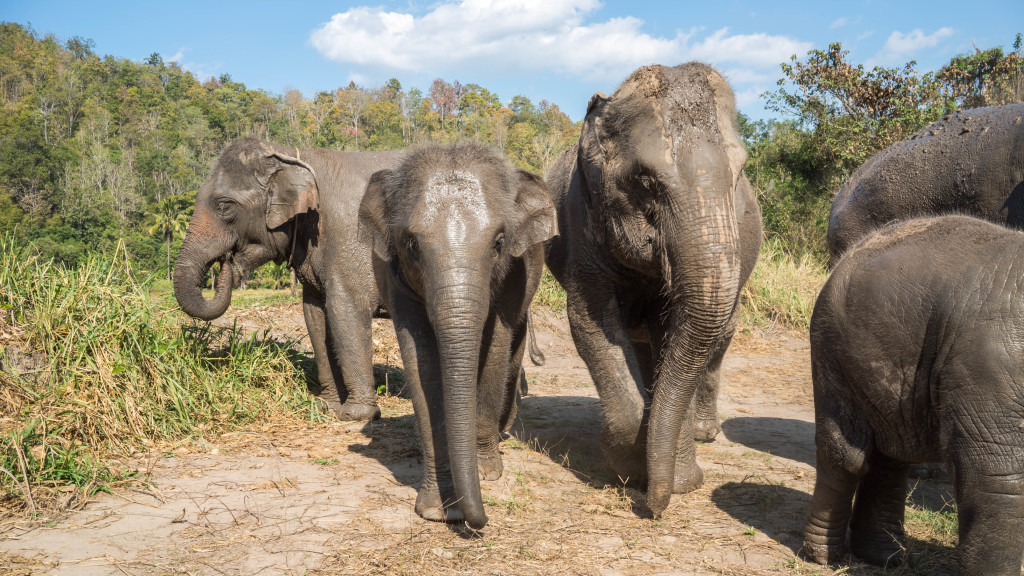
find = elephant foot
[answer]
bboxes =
[415,482,464,523]
[800,539,847,566]
[333,401,381,422]
[600,439,647,485]
[478,449,503,481]
[672,459,704,494]
[851,525,907,568]
[693,417,721,442]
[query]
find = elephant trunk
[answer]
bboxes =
[173,221,236,321]
[429,271,489,529]
[645,192,741,515]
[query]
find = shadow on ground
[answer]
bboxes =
[346,413,421,487]
[721,416,815,467]
[509,394,615,488]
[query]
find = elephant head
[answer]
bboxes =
[579,64,746,513]
[174,138,318,320]
[359,142,556,529]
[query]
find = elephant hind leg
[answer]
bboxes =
[803,350,873,565]
[849,454,909,567]
[945,396,1024,575]
[951,469,1024,575]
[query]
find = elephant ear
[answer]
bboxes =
[358,169,395,261]
[578,93,608,199]
[264,152,319,230]
[510,169,558,258]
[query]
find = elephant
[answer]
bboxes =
[827,102,1024,264]
[173,137,404,421]
[358,142,557,530]
[545,63,763,515]
[803,215,1024,574]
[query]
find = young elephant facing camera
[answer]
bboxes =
[358,142,557,529]
[804,215,1024,574]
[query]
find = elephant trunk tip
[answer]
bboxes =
[646,488,670,518]
[463,508,489,530]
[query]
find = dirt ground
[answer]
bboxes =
[0,301,958,576]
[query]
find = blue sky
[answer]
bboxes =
[5,0,1022,121]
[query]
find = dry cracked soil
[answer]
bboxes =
[0,300,959,576]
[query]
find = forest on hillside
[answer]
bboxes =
[1,21,1021,278]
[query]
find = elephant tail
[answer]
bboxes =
[527,309,545,366]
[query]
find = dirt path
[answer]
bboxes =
[0,303,955,575]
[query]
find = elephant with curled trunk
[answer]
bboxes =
[173,137,404,421]
[358,142,557,529]
[804,215,1024,574]
[827,102,1024,264]
[545,63,763,516]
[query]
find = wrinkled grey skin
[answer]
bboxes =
[545,63,763,515]
[828,102,1024,264]
[804,215,1024,574]
[174,138,403,421]
[359,142,557,529]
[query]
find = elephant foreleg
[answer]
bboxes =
[303,292,345,416]
[324,288,380,421]
[475,314,518,481]
[567,276,648,484]
[693,305,740,442]
[391,292,463,523]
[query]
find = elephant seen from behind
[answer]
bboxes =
[545,63,763,516]
[174,138,404,421]
[359,142,557,529]
[804,215,1024,574]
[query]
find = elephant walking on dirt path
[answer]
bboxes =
[545,63,763,516]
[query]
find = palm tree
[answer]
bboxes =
[147,195,190,281]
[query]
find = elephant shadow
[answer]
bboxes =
[710,482,957,573]
[345,412,423,488]
[508,393,649,512]
[720,417,816,467]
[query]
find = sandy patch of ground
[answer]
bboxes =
[0,302,956,575]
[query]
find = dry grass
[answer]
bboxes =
[740,238,828,330]
[0,236,322,519]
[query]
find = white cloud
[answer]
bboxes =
[164,47,218,81]
[830,17,848,29]
[309,0,811,83]
[870,27,955,66]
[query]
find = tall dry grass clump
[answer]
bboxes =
[0,235,321,514]
[740,238,828,330]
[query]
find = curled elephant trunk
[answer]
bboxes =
[430,276,489,529]
[173,246,235,321]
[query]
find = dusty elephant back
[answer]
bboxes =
[827,103,1024,261]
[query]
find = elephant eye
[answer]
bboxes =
[215,199,236,220]
[405,236,420,261]
[494,233,505,255]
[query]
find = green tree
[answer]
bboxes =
[938,33,1023,108]
[147,194,190,280]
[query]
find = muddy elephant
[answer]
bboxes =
[545,63,763,515]
[358,142,556,529]
[804,215,1024,574]
[827,102,1024,263]
[173,137,404,421]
